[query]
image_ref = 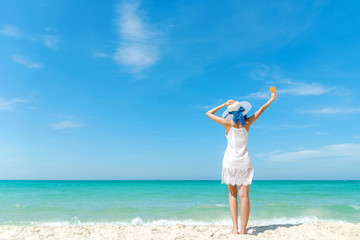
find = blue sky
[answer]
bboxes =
[0,0,359,180]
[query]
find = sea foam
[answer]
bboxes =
[19,215,349,227]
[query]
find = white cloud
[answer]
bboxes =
[279,124,315,129]
[0,95,34,111]
[0,24,22,38]
[114,2,159,73]
[115,43,157,68]
[118,2,148,41]
[0,24,60,49]
[11,55,44,69]
[241,64,339,99]
[243,80,334,100]
[249,65,269,80]
[252,123,315,130]
[242,91,270,99]
[315,132,330,136]
[255,149,283,158]
[57,115,80,119]
[93,51,109,58]
[51,121,83,130]
[191,104,214,110]
[238,63,279,81]
[276,80,335,96]
[41,34,60,49]
[257,143,360,163]
[298,107,360,114]
[240,63,273,81]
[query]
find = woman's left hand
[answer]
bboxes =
[224,99,235,106]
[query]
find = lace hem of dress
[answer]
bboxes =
[221,167,254,186]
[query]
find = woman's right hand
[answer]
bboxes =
[224,99,235,106]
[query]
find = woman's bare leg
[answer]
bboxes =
[238,184,250,234]
[227,184,239,234]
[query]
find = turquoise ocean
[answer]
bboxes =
[0,180,359,226]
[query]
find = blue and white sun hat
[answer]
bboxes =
[222,101,252,126]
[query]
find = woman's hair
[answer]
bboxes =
[244,115,248,121]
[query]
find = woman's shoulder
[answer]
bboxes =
[244,120,252,132]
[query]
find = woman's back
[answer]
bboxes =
[226,126,248,148]
[223,126,252,170]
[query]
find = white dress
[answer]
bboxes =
[221,127,254,186]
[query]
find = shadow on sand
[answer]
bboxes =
[247,223,302,236]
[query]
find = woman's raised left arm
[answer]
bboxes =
[247,92,277,126]
[206,100,234,127]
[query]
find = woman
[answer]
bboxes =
[206,91,277,234]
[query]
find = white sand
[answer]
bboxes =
[0,222,359,240]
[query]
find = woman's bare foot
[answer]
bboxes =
[229,228,239,234]
[239,230,246,235]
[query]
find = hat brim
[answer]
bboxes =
[222,101,252,120]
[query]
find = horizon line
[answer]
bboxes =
[0,179,359,181]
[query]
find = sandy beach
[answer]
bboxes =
[0,222,359,240]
